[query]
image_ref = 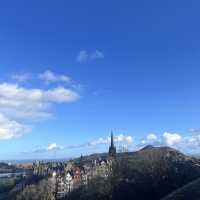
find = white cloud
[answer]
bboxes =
[25,131,200,155]
[183,135,200,149]
[25,134,133,154]
[89,134,133,146]
[0,83,79,120]
[139,133,159,147]
[76,50,104,63]
[0,113,29,140]
[163,132,182,146]
[147,133,158,141]
[115,134,133,144]
[0,82,79,140]
[29,143,64,153]
[39,70,71,84]
[47,143,64,151]
[138,132,200,153]
[12,73,31,82]
[89,137,109,145]
[44,87,79,103]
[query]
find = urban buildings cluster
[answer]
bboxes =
[32,132,117,199]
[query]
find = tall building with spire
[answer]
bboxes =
[109,131,116,157]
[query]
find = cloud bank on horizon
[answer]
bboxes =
[25,131,200,155]
[25,134,134,154]
[140,132,200,153]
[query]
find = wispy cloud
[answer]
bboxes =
[90,50,104,60]
[89,134,133,145]
[25,134,134,154]
[140,133,160,146]
[76,50,104,63]
[12,70,71,85]
[24,130,200,155]
[27,143,64,154]
[39,70,71,84]
[147,133,158,141]
[12,73,31,82]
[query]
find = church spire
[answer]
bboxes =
[109,131,116,157]
[111,131,114,148]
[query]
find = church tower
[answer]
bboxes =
[109,131,116,157]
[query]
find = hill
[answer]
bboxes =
[67,146,200,200]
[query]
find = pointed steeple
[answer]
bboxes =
[111,131,114,148]
[109,131,116,157]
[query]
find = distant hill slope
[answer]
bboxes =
[77,145,200,164]
[111,146,200,200]
[67,146,200,200]
[161,177,200,200]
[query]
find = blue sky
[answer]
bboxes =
[1,0,200,160]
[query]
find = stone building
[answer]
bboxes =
[33,131,117,199]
